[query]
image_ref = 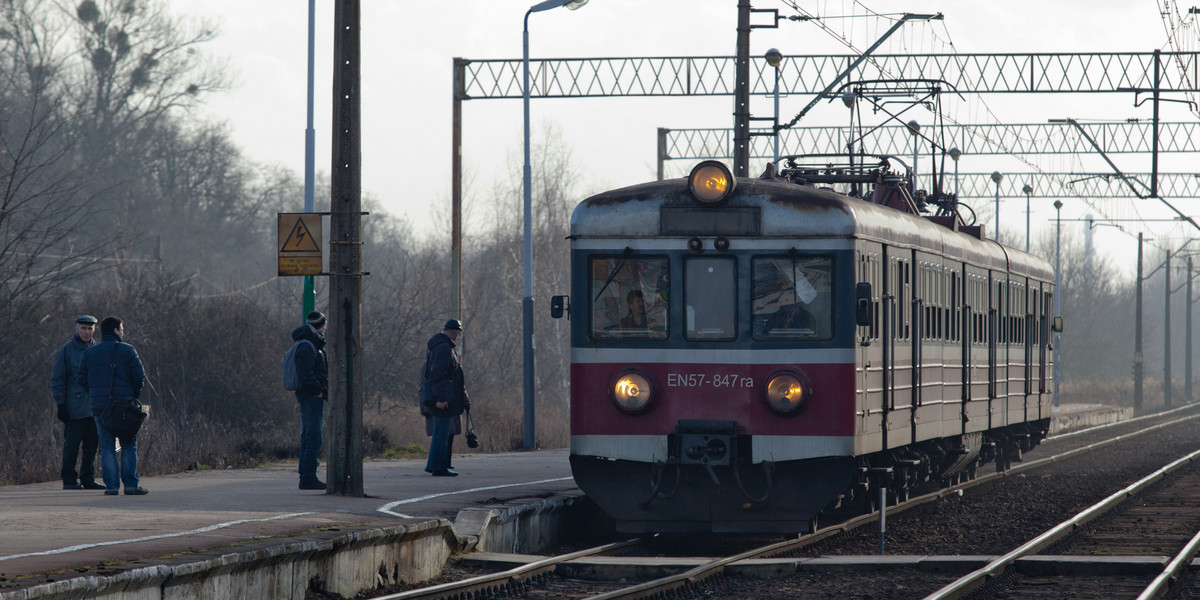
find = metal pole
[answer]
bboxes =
[303,0,316,319]
[522,8,537,450]
[328,0,363,496]
[1053,200,1062,407]
[1188,257,1194,403]
[772,65,780,165]
[1135,233,1144,411]
[1165,251,1172,408]
[656,127,667,181]
[733,0,751,177]
[452,59,465,323]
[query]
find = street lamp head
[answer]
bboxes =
[765,48,783,68]
[991,170,1004,184]
[1054,200,1063,210]
[948,146,961,161]
[841,90,855,108]
[1022,183,1033,195]
[907,120,921,135]
[529,0,587,14]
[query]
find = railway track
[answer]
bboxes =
[363,405,1200,600]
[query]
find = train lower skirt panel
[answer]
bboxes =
[570,453,855,534]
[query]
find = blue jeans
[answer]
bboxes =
[426,416,452,472]
[298,396,324,482]
[94,416,138,492]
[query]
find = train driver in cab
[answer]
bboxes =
[619,290,648,329]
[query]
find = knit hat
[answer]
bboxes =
[307,311,326,329]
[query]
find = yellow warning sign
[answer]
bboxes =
[277,213,323,276]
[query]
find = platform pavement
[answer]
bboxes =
[0,448,575,589]
[0,404,1131,593]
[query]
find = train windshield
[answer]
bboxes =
[685,257,737,340]
[752,256,833,340]
[589,256,669,340]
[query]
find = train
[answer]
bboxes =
[551,157,1060,534]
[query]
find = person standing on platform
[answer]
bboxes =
[78,317,147,496]
[51,315,103,490]
[291,311,329,490]
[422,319,469,477]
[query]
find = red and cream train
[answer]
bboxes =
[552,158,1058,534]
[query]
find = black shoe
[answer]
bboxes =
[431,470,458,477]
[104,490,118,496]
[81,481,105,490]
[124,487,149,495]
[63,483,83,490]
[299,479,327,490]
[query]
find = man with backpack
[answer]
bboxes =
[288,311,329,490]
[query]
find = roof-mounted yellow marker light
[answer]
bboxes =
[689,160,736,205]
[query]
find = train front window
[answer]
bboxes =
[752,256,833,340]
[685,257,736,340]
[589,256,668,340]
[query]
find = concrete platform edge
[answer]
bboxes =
[0,493,585,600]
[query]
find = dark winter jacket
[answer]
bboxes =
[422,332,468,418]
[77,332,145,413]
[51,334,96,420]
[291,324,329,400]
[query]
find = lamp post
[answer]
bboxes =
[948,146,961,199]
[523,0,587,450]
[990,171,1004,242]
[1053,200,1062,407]
[765,48,783,166]
[1022,183,1033,253]
[907,120,920,198]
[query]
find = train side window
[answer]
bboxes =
[685,257,737,341]
[589,256,669,340]
[752,256,833,340]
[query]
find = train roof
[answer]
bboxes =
[571,176,1054,281]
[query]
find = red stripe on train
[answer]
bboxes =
[571,362,857,436]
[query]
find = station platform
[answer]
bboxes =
[0,404,1134,599]
[0,448,581,600]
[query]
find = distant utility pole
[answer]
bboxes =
[327,0,365,496]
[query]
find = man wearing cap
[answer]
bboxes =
[50,315,103,490]
[422,319,470,477]
[291,311,329,490]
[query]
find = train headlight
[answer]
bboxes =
[688,160,736,205]
[763,370,811,415]
[611,370,654,413]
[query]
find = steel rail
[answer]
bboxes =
[374,538,641,600]
[922,448,1200,600]
[580,408,1200,600]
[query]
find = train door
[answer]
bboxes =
[856,244,884,454]
[989,273,1006,428]
[885,249,913,450]
[912,252,949,443]
[1012,278,1030,425]
[964,269,989,433]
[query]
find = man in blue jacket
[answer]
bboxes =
[51,315,103,490]
[77,317,147,496]
[291,311,329,490]
[423,319,469,477]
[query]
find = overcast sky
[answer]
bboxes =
[170,0,1196,267]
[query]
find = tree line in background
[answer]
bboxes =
[0,0,1184,486]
